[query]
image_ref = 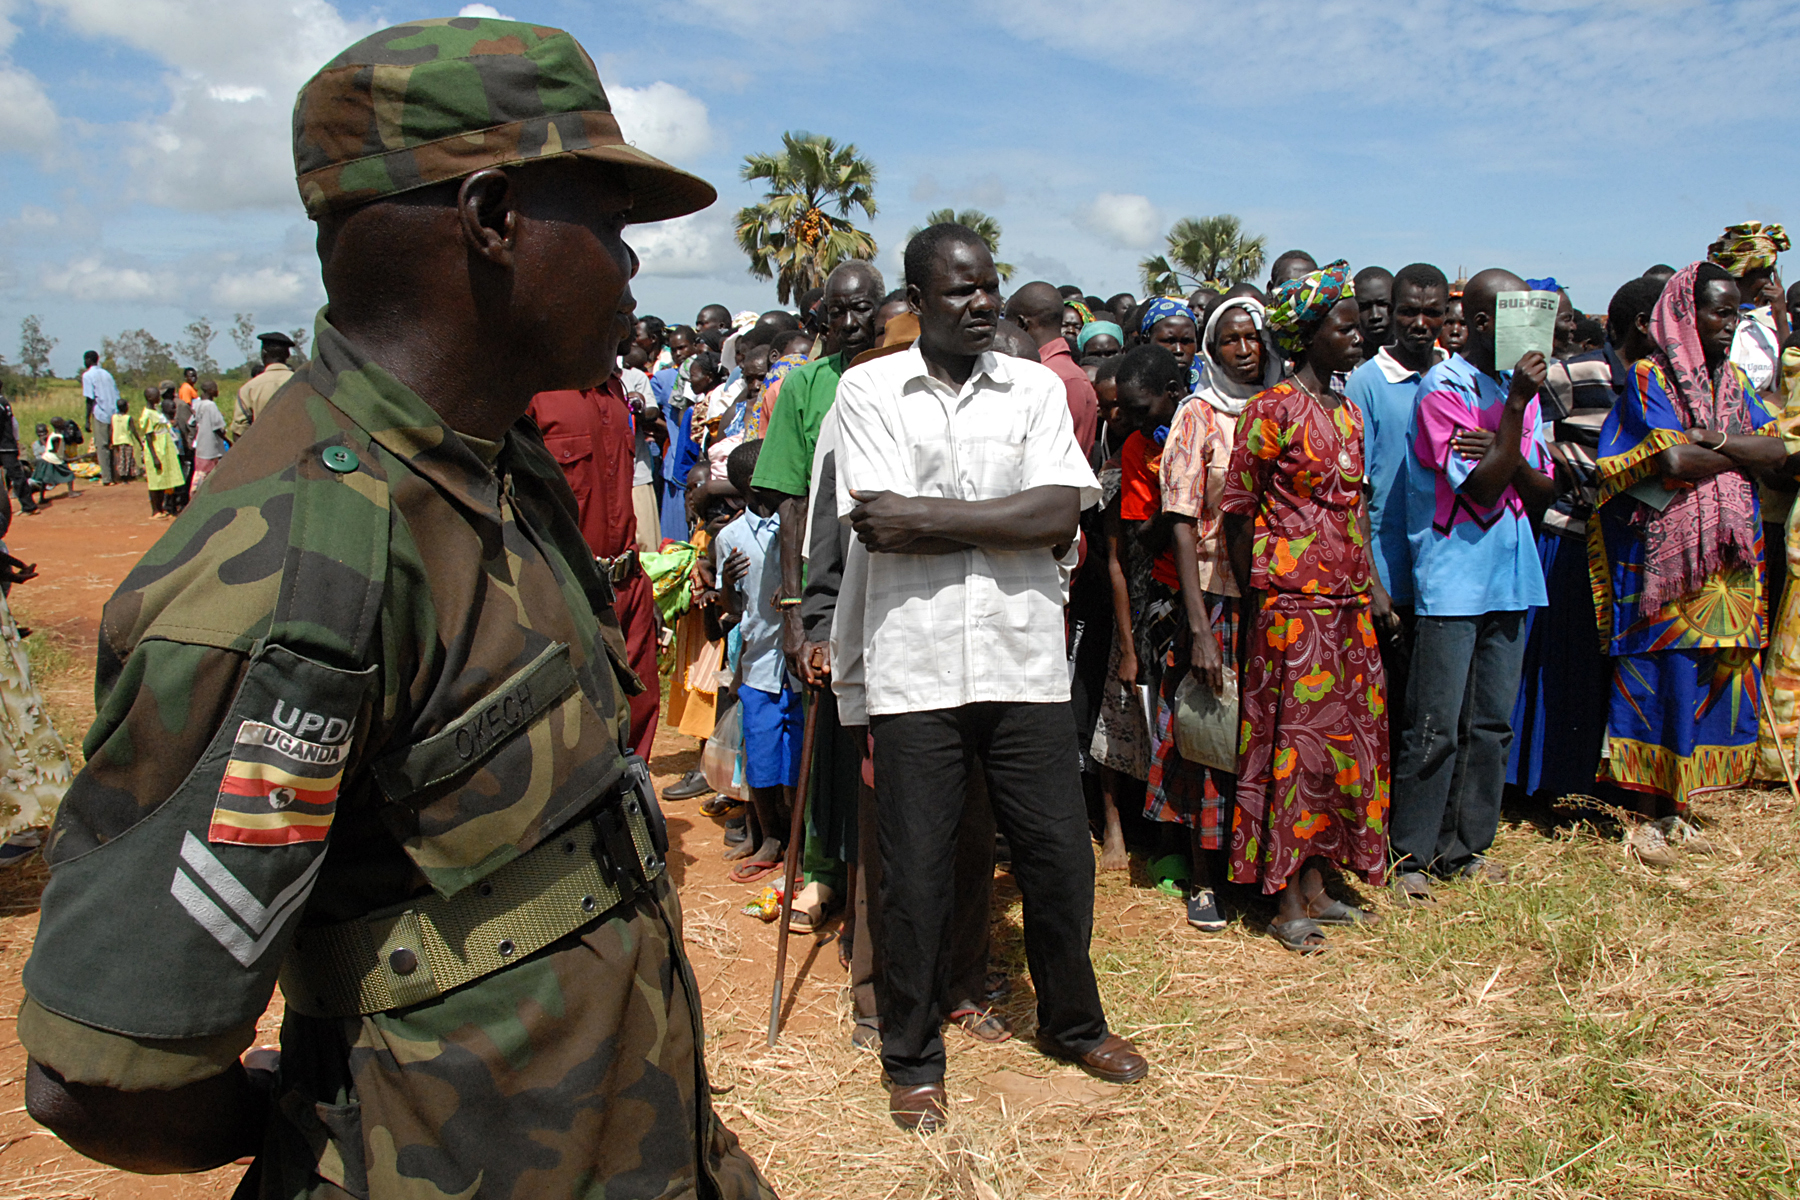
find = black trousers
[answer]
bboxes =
[870,700,1107,1085]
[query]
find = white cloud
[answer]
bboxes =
[990,1,1800,151]
[211,266,309,308]
[42,0,375,211]
[610,82,713,164]
[0,65,57,153]
[456,3,513,17]
[1079,193,1160,250]
[40,255,318,309]
[628,210,733,279]
[207,84,267,103]
[41,257,165,303]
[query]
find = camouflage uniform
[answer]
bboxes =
[21,17,765,1200]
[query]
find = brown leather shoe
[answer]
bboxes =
[1035,1032,1149,1084]
[887,1082,947,1131]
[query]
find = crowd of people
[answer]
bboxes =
[573,218,1800,1128]
[73,331,295,515]
[14,17,1797,1191]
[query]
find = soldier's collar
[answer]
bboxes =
[305,315,508,524]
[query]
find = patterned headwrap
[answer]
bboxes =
[1138,296,1193,336]
[1064,298,1095,327]
[1635,261,1759,614]
[1076,320,1125,351]
[1708,222,1789,276]
[1265,259,1355,355]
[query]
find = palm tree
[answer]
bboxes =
[906,208,1014,281]
[735,131,879,304]
[1139,214,1267,296]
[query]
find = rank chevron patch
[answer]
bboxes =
[170,831,325,967]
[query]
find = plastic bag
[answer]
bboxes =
[1174,667,1239,772]
[701,698,747,800]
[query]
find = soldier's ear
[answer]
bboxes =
[457,169,517,268]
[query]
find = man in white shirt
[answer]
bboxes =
[830,224,1149,1131]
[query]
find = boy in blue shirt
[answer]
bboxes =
[714,439,802,883]
[1391,269,1555,900]
[1344,262,1450,716]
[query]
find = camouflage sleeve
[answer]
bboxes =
[22,637,376,1088]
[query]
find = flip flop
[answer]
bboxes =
[701,795,743,818]
[946,1007,1012,1044]
[1308,898,1374,927]
[730,859,784,885]
[1269,917,1327,955]
[1148,853,1191,898]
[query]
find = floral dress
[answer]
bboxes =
[1219,380,1389,893]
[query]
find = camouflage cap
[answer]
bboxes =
[293,17,716,224]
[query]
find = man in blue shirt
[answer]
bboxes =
[79,350,120,485]
[1345,262,1449,719]
[1391,269,1555,901]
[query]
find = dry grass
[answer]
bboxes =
[7,597,1797,1197]
[696,793,1800,1199]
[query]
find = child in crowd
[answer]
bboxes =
[28,422,77,500]
[708,345,768,481]
[189,381,228,492]
[139,390,185,519]
[711,439,800,883]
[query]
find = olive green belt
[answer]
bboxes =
[279,797,664,1018]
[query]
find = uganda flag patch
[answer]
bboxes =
[209,720,349,846]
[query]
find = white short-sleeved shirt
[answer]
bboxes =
[829,346,1100,720]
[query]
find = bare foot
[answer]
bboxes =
[1099,825,1129,872]
[722,833,758,861]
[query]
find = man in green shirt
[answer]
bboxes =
[748,259,881,945]
[751,259,884,673]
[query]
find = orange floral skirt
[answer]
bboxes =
[1229,591,1390,894]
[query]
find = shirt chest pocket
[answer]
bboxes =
[542,432,597,512]
[372,642,626,898]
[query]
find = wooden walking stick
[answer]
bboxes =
[768,686,820,1047]
[1756,670,1800,805]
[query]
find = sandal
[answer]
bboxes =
[1269,917,1327,955]
[730,859,784,885]
[1186,887,1226,931]
[947,1006,1012,1043]
[785,881,838,932]
[1307,898,1375,927]
[1390,870,1436,904]
[1148,853,1191,898]
[701,794,743,818]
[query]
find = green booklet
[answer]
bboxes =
[1494,289,1560,372]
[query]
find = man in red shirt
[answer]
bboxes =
[529,380,660,759]
[1005,280,1099,454]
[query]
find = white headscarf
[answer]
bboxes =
[1192,296,1286,416]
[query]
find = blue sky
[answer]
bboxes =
[2,0,1797,375]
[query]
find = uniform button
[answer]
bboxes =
[322,445,359,473]
[389,947,418,976]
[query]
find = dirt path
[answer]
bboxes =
[0,477,851,1198]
